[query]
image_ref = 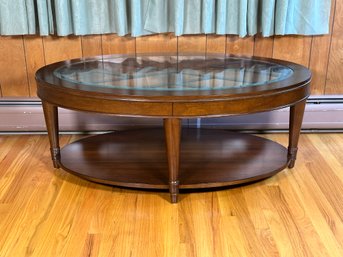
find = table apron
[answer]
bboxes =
[173,86,309,117]
[38,83,309,118]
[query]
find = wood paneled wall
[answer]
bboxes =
[0,0,341,98]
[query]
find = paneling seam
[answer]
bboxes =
[22,36,31,97]
[323,0,337,95]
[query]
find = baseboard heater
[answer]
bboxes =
[0,96,342,133]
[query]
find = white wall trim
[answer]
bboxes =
[0,96,343,132]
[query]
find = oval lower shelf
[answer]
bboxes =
[59,128,289,190]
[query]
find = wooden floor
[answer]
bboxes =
[0,133,343,257]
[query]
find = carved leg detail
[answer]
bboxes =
[42,101,61,169]
[288,100,306,168]
[164,118,181,203]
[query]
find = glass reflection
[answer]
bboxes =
[54,55,293,91]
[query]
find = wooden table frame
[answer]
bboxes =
[36,54,311,203]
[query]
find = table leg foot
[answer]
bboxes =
[169,180,179,203]
[50,147,61,168]
[288,147,298,168]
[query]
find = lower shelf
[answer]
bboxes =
[59,128,289,190]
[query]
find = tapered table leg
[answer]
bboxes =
[42,101,60,168]
[164,118,181,203]
[288,100,306,168]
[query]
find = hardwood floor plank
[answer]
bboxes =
[300,137,343,220]
[0,134,343,257]
[0,136,33,201]
[315,134,343,169]
[276,172,332,257]
[287,167,343,257]
[242,186,280,257]
[0,135,71,257]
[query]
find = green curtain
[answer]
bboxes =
[0,0,331,37]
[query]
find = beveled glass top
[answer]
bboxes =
[53,55,293,91]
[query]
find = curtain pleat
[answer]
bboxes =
[260,0,276,36]
[0,0,33,34]
[35,0,54,35]
[0,0,331,37]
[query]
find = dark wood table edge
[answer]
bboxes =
[37,54,311,203]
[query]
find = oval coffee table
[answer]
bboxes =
[36,53,311,203]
